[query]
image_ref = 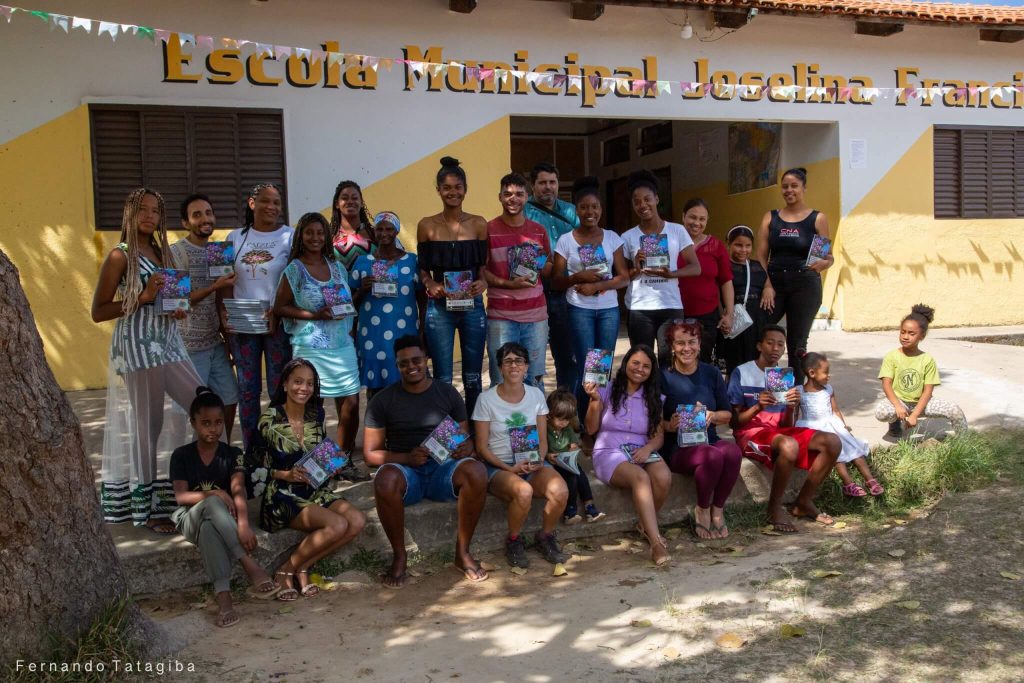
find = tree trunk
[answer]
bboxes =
[0,249,159,662]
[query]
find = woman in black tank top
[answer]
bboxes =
[755,167,834,382]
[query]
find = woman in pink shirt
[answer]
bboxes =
[584,344,671,566]
[676,199,734,363]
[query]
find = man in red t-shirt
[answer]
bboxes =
[483,172,553,388]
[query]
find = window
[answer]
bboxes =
[639,122,673,156]
[603,134,630,166]
[934,126,1024,218]
[89,105,287,230]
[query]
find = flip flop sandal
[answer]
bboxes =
[769,520,799,534]
[217,610,240,628]
[274,571,299,601]
[380,572,408,590]
[791,509,836,526]
[246,580,281,600]
[451,563,489,583]
[710,523,730,540]
[296,570,320,598]
[145,521,177,535]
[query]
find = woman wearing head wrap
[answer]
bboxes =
[350,211,424,402]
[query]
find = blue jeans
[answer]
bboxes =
[425,297,486,417]
[547,289,577,390]
[487,317,549,388]
[567,304,621,419]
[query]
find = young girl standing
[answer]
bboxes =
[171,387,279,627]
[875,304,968,438]
[92,188,201,530]
[545,389,605,525]
[796,353,883,498]
[717,225,768,375]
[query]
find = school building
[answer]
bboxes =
[1,0,1022,390]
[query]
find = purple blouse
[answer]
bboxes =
[592,385,662,458]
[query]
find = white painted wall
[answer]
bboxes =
[1,0,1020,216]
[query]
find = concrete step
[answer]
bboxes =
[113,459,806,595]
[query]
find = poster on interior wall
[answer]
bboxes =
[728,123,781,194]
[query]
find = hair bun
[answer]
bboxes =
[440,156,461,168]
[627,169,659,194]
[910,303,935,323]
[195,385,214,397]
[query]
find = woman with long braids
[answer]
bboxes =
[92,188,202,531]
[417,156,489,416]
[224,183,293,450]
[330,180,376,272]
[274,213,364,476]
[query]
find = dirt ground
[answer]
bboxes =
[149,484,1024,683]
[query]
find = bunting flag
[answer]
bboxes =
[0,3,1018,108]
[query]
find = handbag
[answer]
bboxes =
[726,260,754,339]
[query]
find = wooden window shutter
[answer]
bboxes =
[933,128,960,219]
[238,112,288,225]
[91,109,144,230]
[191,113,242,227]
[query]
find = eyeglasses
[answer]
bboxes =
[501,357,528,367]
[668,318,698,325]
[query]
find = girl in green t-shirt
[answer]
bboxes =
[874,304,967,439]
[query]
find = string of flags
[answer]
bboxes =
[2,4,1021,104]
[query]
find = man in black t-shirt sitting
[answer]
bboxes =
[364,336,490,588]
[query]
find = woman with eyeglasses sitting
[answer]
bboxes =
[660,319,742,541]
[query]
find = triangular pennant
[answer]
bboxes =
[429,63,444,77]
[588,74,602,90]
[97,21,119,40]
[154,28,170,43]
[179,33,195,45]
[136,26,154,41]
[197,34,214,50]
[48,13,67,32]
[255,42,272,56]
[29,10,49,23]
[525,72,541,84]
[479,67,494,81]
[274,45,292,60]
[222,37,240,50]
[408,61,425,76]
[119,23,135,34]
[839,86,852,100]
[294,47,311,60]
[631,79,646,93]
[0,6,13,23]
[658,81,671,95]
[381,57,394,71]
[862,87,879,100]
[311,49,327,62]
[326,52,344,68]
[552,74,568,88]
[364,56,380,72]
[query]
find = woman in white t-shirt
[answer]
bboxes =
[552,176,629,415]
[621,170,701,360]
[472,342,569,569]
[224,183,294,450]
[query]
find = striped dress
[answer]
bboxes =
[101,244,194,525]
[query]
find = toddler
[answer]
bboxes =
[546,389,605,524]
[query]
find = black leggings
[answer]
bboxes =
[766,269,822,383]
[627,308,684,363]
[556,465,594,512]
[692,310,720,364]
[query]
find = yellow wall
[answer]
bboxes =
[676,157,844,321]
[0,110,510,390]
[835,127,1023,330]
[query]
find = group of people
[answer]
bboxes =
[91,159,969,628]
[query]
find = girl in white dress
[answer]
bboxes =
[796,353,883,498]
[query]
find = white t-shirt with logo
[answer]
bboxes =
[471,385,549,466]
[555,230,624,311]
[621,221,693,311]
[226,225,293,303]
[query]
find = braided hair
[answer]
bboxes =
[270,358,323,419]
[609,344,662,440]
[330,180,373,243]
[289,212,336,262]
[118,187,170,316]
[243,183,282,229]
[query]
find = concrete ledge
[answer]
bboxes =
[114,459,806,595]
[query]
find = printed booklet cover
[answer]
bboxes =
[206,241,236,277]
[510,425,541,465]
[155,269,190,314]
[294,438,348,488]
[676,404,709,446]
[765,367,795,402]
[321,283,356,318]
[508,242,547,284]
[621,442,662,464]
[371,259,398,297]
[422,415,470,464]
[553,449,580,475]
[578,243,611,279]
[806,235,832,267]
[444,270,475,311]
[639,233,669,269]
[583,348,613,386]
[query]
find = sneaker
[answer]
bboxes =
[505,536,529,568]
[534,530,570,564]
[584,503,606,523]
[562,504,582,525]
[335,459,371,483]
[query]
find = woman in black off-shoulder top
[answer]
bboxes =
[416,156,489,416]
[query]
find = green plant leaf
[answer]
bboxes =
[999,571,1021,580]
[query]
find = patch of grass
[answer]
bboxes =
[311,545,388,578]
[5,596,140,683]
[816,430,1021,519]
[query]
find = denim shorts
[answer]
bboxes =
[382,457,475,506]
[484,461,553,482]
[486,317,549,387]
[188,345,239,404]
